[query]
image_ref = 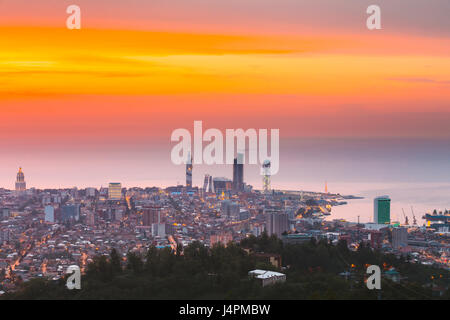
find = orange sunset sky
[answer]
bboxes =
[0,0,449,188]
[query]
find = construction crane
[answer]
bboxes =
[411,206,417,226]
[402,208,409,225]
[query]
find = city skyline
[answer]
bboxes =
[0,1,449,300]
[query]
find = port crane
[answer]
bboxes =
[402,208,409,225]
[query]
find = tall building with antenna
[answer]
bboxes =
[186,152,193,188]
[15,167,26,194]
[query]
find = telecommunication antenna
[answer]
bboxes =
[262,160,271,194]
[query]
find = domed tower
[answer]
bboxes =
[15,167,26,193]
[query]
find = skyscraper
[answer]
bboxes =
[203,174,210,192]
[208,175,214,193]
[108,182,122,200]
[186,152,192,188]
[233,153,244,192]
[374,196,391,224]
[392,227,408,249]
[15,167,26,194]
[265,209,289,237]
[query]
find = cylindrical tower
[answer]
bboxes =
[262,160,271,194]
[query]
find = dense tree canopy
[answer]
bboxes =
[3,234,449,300]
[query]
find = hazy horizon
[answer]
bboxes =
[1,1,449,223]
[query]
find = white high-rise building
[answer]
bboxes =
[44,205,54,223]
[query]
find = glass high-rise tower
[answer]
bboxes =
[374,196,391,224]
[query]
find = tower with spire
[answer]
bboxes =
[15,167,26,194]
